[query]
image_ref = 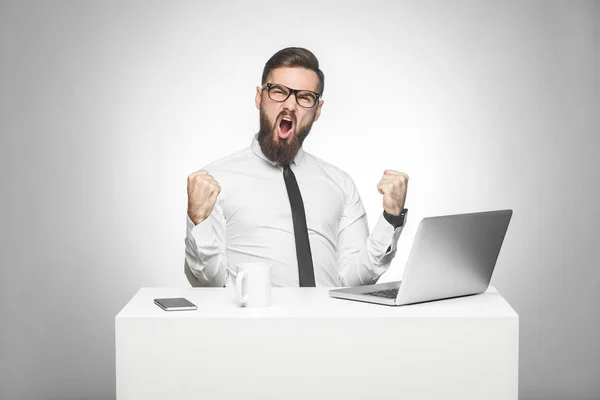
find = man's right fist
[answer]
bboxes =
[187,170,221,225]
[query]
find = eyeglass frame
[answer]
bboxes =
[260,83,322,109]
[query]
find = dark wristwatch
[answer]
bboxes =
[383,208,408,228]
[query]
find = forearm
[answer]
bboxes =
[338,215,404,287]
[184,207,229,287]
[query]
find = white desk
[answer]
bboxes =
[115,287,518,400]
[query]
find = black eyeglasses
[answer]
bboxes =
[260,83,321,109]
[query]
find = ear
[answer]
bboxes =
[255,86,262,110]
[313,99,325,122]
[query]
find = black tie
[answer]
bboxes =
[282,164,316,287]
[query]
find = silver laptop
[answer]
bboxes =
[329,209,512,306]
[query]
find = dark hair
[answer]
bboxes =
[261,47,325,95]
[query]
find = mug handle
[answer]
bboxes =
[236,270,249,306]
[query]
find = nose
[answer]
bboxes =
[283,91,298,111]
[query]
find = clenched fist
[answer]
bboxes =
[377,170,409,216]
[187,170,221,225]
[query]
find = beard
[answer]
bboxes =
[257,108,314,165]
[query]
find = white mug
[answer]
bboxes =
[235,263,272,307]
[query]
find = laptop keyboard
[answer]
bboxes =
[366,288,399,299]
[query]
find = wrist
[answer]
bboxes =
[188,208,209,226]
[383,208,408,228]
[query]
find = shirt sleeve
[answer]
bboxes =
[184,197,229,287]
[336,175,404,287]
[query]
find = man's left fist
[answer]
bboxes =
[377,170,409,216]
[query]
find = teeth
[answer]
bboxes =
[282,117,292,122]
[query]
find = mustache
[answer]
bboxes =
[275,110,297,126]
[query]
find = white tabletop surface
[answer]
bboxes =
[116,286,517,319]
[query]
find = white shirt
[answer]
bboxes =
[185,135,404,287]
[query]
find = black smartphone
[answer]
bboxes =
[154,297,197,311]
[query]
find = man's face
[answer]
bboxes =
[255,67,324,165]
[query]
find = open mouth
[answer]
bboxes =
[278,116,294,139]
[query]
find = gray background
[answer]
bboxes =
[1,0,598,399]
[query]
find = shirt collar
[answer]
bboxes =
[251,134,305,167]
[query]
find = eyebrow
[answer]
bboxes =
[271,83,320,95]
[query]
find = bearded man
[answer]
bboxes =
[185,47,409,287]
